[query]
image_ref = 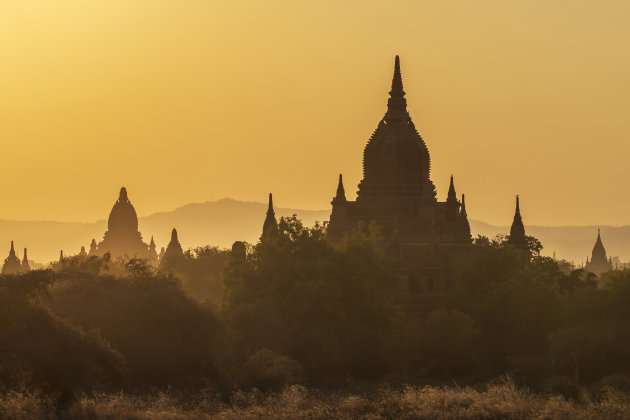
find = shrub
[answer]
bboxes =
[48,268,222,386]
[420,309,480,375]
[242,349,305,389]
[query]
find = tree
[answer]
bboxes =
[223,216,404,379]
[0,270,124,400]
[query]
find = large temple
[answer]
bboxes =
[327,56,473,294]
[88,187,153,261]
[585,229,613,276]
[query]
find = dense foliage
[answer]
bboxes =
[2,216,630,407]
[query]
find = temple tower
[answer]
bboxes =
[262,193,278,236]
[585,228,613,276]
[148,236,159,264]
[1,241,22,275]
[507,195,527,247]
[21,248,31,272]
[327,56,473,298]
[94,187,151,260]
[159,228,185,271]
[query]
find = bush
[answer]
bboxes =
[47,265,222,386]
[420,309,480,375]
[0,271,124,399]
[242,349,305,389]
[223,217,405,379]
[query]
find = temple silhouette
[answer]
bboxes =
[327,56,474,294]
[87,187,155,261]
[1,241,23,275]
[585,229,613,276]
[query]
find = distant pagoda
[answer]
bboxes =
[89,187,153,261]
[1,241,22,275]
[262,193,278,237]
[159,228,185,271]
[327,56,473,295]
[585,229,613,276]
[21,248,31,272]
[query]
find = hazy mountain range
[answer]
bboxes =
[1,198,626,266]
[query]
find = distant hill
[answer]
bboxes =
[0,198,626,266]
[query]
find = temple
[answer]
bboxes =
[148,236,159,263]
[1,241,22,275]
[327,56,473,295]
[585,229,613,276]
[262,193,277,236]
[159,228,185,271]
[89,187,153,261]
[21,248,31,272]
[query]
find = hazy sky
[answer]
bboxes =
[1,1,629,226]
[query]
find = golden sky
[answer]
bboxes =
[1,1,629,226]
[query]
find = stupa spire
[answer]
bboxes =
[447,175,457,204]
[21,248,30,272]
[385,55,408,121]
[508,195,526,246]
[1,241,22,275]
[119,187,128,202]
[262,193,278,236]
[335,174,346,201]
[158,228,185,271]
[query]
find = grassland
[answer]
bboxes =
[2,381,630,419]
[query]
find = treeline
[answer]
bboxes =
[1,216,630,403]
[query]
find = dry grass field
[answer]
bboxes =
[2,381,630,420]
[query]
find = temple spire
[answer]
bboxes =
[335,174,346,201]
[385,55,408,121]
[1,241,22,275]
[159,228,185,271]
[262,193,278,236]
[446,175,457,204]
[22,248,31,271]
[148,236,158,263]
[508,195,526,246]
[391,55,404,96]
[118,187,128,202]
